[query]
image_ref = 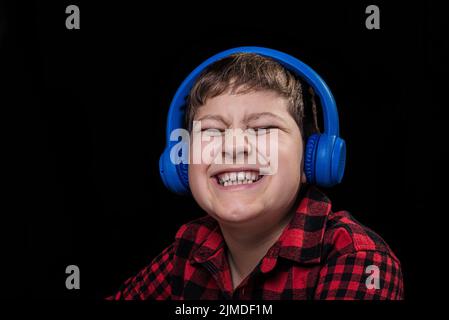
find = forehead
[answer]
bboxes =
[193,90,289,120]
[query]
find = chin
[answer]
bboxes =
[210,202,265,225]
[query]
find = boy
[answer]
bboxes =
[109,51,404,300]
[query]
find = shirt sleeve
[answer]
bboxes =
[107,243,175,300]
[314,250,404,300]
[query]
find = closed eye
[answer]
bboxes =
[246,126,279,135]
[201,128,225,136]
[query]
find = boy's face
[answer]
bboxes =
[188,90,306,228]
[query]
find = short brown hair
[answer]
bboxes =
[185,53,320,140]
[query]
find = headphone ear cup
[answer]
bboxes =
[304,134,320,184]
[177,162,189,190]
[314,134,333,187]
[331,137,346,185]
[159,148,190,195]
[314,134,346,187]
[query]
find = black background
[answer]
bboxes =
[1,0,446,302]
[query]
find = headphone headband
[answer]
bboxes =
[165,46,339,143]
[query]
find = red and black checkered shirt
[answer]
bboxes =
[109,186,404,300]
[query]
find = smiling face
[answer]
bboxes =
[188,90,307,229]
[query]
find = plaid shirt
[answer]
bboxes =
[109,186,404,300]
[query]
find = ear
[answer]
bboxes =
[301,171,307,184]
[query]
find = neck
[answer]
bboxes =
[219,203,298,289]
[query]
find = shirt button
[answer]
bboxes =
[241,288,245,296]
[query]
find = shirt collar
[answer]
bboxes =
[276,185,331,265]
[187,185,332,271]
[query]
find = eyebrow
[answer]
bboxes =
[195,112,287,125]
[244,112,287,124]
[195,114,228,124]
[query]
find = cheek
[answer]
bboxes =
[188,138,207,196]
[188,163,206,190]
[188,163,211,207]
[275,136,303,186]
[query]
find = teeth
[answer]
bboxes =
[215,171,262,186]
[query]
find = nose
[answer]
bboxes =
[222,129,254,164]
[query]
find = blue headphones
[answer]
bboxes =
[159,47,346,194]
